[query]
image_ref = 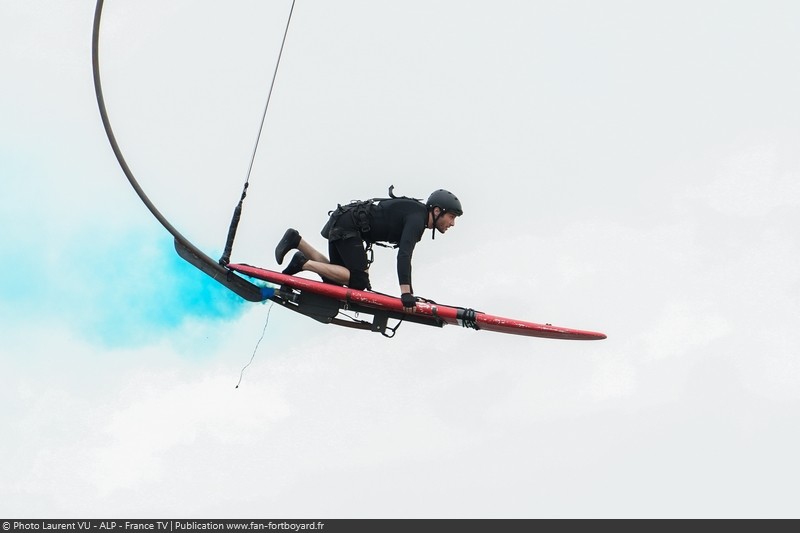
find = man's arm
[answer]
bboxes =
[397,216,424,312]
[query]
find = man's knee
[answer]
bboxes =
[349,270,371,290]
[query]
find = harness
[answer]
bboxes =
[321,186,424,266]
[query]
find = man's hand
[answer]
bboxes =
[401,292,416,313]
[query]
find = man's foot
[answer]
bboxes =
[281,251,308,276]
[275,228,301,264]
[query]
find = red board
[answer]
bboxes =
[228,264,606,341]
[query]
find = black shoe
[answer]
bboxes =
[282,251,308,276]
[275,228,301,265]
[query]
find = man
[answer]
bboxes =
[275,189,463,313]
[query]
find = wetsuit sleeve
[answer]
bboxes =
[396,215,425,288]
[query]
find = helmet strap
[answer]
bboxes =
[430,207,443,240]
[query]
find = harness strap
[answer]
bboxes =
[363,241,398,267]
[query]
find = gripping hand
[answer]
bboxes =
[401,292,416,312]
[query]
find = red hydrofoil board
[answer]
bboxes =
[228,263,606,341]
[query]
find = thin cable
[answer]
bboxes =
[235,302,275,389]
[243,0,296,187]
[219,0,296,266]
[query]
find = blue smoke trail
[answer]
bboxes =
[0,144,276,350]
[0,224,261,349]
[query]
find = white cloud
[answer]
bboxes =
[690,143,800,217]
[643,301,732,361]
[88,369,292,495]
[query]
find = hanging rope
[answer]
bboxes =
[235,302,275,388]
[220,0,297,266]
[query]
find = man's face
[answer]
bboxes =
[435,210,458,234]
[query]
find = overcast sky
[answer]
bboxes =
[2,0,800,518]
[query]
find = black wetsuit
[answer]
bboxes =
[322,198,428,291]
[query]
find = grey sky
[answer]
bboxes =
[2,0,799,518]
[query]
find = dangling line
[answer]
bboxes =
[220,0,297,266]
[235,301,275,388]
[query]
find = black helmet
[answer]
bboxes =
[427,189,463,216]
